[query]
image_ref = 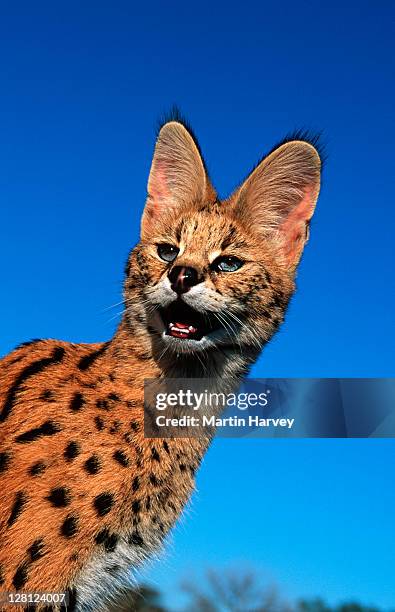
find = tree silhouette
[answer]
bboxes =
[113,583,167,612]
[180,568,292,612]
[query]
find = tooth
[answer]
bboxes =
[169,323,174,328]
[188,326,194,331]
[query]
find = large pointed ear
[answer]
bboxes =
[141,121,207,239]
[233,139,322,269]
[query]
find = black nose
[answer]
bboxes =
[168,266,200,294]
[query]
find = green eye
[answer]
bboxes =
[213,256,244,272]
[157,243,179,263]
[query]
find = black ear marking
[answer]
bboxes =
[156,105,208,173]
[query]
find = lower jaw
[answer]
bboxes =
[161,330,213,351]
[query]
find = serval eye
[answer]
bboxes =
[213,256,244,272]
[157,243,179,263]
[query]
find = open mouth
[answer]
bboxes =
[159,300,221,341]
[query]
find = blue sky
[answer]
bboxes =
[0,1,394,609]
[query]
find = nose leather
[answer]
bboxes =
[168,266,200,294]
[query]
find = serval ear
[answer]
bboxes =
[141,121,208,239]
[232,138,322,269]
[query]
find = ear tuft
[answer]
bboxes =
[233,138,322,269]
[155,106,209,173]
[141,117,208,239]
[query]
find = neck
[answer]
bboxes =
[109,318,256,388]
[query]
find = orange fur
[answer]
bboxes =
[0,118,321,611]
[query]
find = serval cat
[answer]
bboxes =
[0,113,322,611]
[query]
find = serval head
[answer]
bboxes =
[123,115,322,374]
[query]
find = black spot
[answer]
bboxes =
[133,349,151,360]
[129,532,144,546]
[84,455,101,475]
[130,421,140,432]
[40,389,55,402]
[132,476,140,492]
[28,461,46,476]
[162,440,170,454]
[70,391,85,412]
[46,487,71,507]
[61,587,77,612]
[106,563,121,576]
[28,538,45,561]
[179,463,187,472]
[146,496,151,511]
[261,308,273,320]
[149,474,159,486]
[96,398,109,411]
[95,528,119,552]
[0,563,4,585]
[109,420,121,434]
[13,562,29,589]
[1,347,65,423]
[64,441,80,461]
[0,451,11,473]
[108,393,119,402]
[14,338,42,350]
[60,515,79,537]
[77,343,109,370]
[8,491,27,526]
[82,381,96,389]
[94,493,114,517]
[15,420,62,443]
[151,447,160,462]
[94,416,104,431]
[6,355,24,367]
[132,500,141,514]
[108,372,115,382]
[221,226,238,250]
[113,450,129,467]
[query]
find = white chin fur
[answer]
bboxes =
[159,328,228,353]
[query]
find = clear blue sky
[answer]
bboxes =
[0,1,394,609]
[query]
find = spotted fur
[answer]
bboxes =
[0,114,322,611]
